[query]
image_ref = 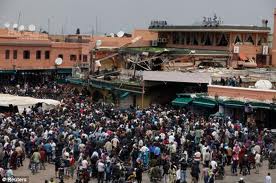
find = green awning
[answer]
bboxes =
[57,69,72,74]
[120,92,130,99]
[192,97,217,108]
[172,97,193,107]
[249,102,271,110]
[56,79,67,84]
[0,70,16,74]
[66,78,84,85]
[223,100,245,108]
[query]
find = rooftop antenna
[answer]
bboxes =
[17,11,22,27]
[48,18,50,34]
[95,16,98,35]
[28,24,36,32]
[61,25,64,35]
[64,16,68,34]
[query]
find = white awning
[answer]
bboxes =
[143,71,211,84]
[0,94,60,113]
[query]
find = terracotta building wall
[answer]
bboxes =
[236,44,263,59]
[208,85,276,101]
[132,29,158,40]
[0,45,52,70]
[272,8,276,66]
[0,42,91,70]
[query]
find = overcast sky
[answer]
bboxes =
[0,0,275,35]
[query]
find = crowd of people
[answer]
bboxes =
[0,82,275,183]
[213,76,242,87]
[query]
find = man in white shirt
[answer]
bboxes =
[97,160,105,183]
[194,151,201,164]
[255,152,261,174]
[210,160,218,171]
[111,137,119,149]
[176,166,181,183]
[265,173,272,183]
[81,158,89,170]
[50,140,56,159]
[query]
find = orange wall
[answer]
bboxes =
[208,85,276,101]
[272,8,276,66]
[235,44,262,59]
[0,42,91,70]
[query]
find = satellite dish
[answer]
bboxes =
[255,80,272,89]
[4,22,10,28]
[190,50,196,54]
[95,40,102,47]
[117,31,125,38]
[18,25,25,31]
[28,24,36,32]
[13,24,18,29]
[55,57,63,66]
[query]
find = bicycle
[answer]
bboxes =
[30,161,39,175]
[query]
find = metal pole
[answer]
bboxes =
[141,79,145,108]
[48,18,50,34]
[89,50,93,75]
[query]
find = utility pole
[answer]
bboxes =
[48,18,50,34]
[141,79,145,109]
[17,11,22,26]
[95,16,98,35]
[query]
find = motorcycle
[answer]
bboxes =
[215,163,224,180]
[268,159,276,169]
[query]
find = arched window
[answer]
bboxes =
[257,37,263,45]
[193,37,198,45]
[257,36,266,45]
[172,32,178,44]
[192,33,198,45]
[218,34,229,46]
[246,35,254,45]
[215,34,222,45]
[204,34,212,46]
[186,32,190,45]
[234,35,242,44]
[201,33,206,45]
[181,33,185,45]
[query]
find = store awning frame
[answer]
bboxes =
[57,69,72,74]
[249,102,271,110]
[0,70,16,74]
[222,100,245,108]
[172,97,193,107]
[192,97,217,108]
[120,92,130,99]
